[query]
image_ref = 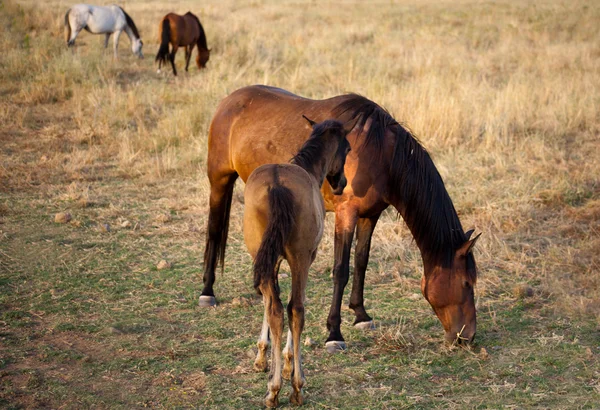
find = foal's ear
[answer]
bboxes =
[457,232,481,257]
[302,115,317,127]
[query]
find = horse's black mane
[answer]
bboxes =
[333,96,471,270]
[185,12,208,50]
[119,7,140,39]
[290,119,344,175]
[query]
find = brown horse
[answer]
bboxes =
[200,85,481,350]
[245,118,351,407]
[155,12,210,76]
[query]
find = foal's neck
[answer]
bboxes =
[291,138,336,187]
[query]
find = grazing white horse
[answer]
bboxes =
[64,4,144,59]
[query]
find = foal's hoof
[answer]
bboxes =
[325,340,346,353]
[354,320,375,331]
[265,394,279,408]
[290,390,304,406]
[198,295,216,307]
[156,69,161,74]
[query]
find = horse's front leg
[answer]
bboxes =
[169,45,178,76]
[184,45,193,72]
[325,206,358,352]
[104,33,111,49]
[349,214,381,330]
[112,30,122,59]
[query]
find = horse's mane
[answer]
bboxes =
[185,12,208,50]
[333,96,471,271]
[290,120,344,174]
[118,7,140,39]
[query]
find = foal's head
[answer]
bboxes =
[421,231,481,345]
[302,116,351,195]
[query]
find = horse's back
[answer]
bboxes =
[70,4,124,33]
[208,86,336,183]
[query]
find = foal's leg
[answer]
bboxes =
[325,207,358,352]
[349,214,381,329]
[260,289,284,408]
[254,307,270,372]
[254,259,281,372]
[287,256,308,405]
[112,30,122,59]
[282,329,293,380]
[104,33,111,49]
[169,45,178,76]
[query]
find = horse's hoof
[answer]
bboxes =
[290,391,304,406]
[156,69,161,74]
[354,320,375,331]
[282,364,292,380]
[265,394,279,408]
[198,295,216,307]
[325,340,346,353]
[253,361,268,372]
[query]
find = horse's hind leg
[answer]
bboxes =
[169,45,178,76]
[349,214,381,330]
[200,173,238,307]
[104,33,111,49]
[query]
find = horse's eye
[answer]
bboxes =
[463,281,471,289]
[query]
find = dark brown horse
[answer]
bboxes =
[155,12,210,76]
[245,118,351,407]
[200,85,481,350]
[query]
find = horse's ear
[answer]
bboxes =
[302,115,317,127]
[465,229,475,240]
[457,232,481,257]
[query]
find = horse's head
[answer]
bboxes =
[197,48,211,68]
[421,231,481,345]
[302,116,351,195]
[132,38,144,59]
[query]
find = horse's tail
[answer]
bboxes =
[155,18,171,65]
[64,9,71,45]
[253,184,296,294]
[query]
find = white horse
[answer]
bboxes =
[64,4,144,59]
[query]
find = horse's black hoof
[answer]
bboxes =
[199,295,216,307]
[354,320,375,330]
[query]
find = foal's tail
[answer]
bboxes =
[155,18,171,65]
[64,9,71,45]
[253,185,296,294]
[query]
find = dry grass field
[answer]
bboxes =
[1,0,599,408]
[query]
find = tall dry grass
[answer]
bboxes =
[2,0,599,320]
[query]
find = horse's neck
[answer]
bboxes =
[123,25,137,42]
[386,134,464,261]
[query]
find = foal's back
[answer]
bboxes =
[243,163,325,260]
